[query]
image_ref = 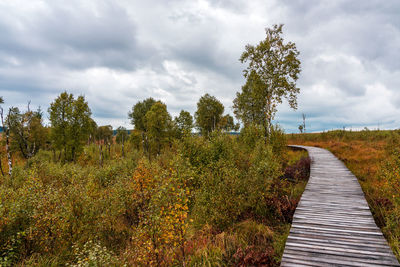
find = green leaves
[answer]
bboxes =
[195,94,224,136]
[48,91,92,162]
[235,24,301,138]
[174,110,193,138]
[145,102,173,155]
[128,97,156,132]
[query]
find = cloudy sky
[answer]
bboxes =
[0,0,399,132]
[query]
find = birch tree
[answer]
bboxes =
[235,24,301,141]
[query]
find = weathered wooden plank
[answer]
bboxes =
[289,231,390,244]
[287,235,391,249]
[283,250,397,267]
[285,242,395,257]
[281,145,400,266]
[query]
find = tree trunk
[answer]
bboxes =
[121,135,125,158]
[0,158,4,176]
[5,124,12,176]
[1,109,13,176]
[72,145,76,162]
[264,93,272,144]
[99,144,103,167]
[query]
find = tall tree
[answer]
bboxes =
[194,94,224,136]
[233,71,266,126]
[49,92,73,160]
[87,118,98,144]
[174,110,193,138]
[7,104,47,159]
[0,96,10,175]
[48,92,92,162]
[128,98,156,131]
[0,97,13,175]
[145,102,172,155]
[69,96,92,160]
[235,24,301,139]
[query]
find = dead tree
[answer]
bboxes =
[0,107,12,176]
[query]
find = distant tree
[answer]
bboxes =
[302,113,306,133]
[145,102,172,155]
[97,125,113,144]
[7,103,47,159]
[128,98,156,131]
[219,114,239,132]
[96,125,113,164]
[116,126,128,157]
[174,110,193,138]
[298,124,303,133]
[195,94,224,136]
[116,126,128,144]
[48,92,92,162]
[87,118,98,144]
[236,24,301,140]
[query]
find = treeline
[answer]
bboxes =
[0,92,240,172]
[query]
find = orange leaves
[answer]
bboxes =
[125,156,193,266]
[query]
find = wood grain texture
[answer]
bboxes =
[281,146,399,266]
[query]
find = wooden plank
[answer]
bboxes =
[281,145,400,266]
[283,250,397,266]
[287,235,392,250]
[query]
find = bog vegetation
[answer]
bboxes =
[288,130,400,261]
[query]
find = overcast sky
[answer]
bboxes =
[0,0,399,132]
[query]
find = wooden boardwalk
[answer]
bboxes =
[281,145,399,266]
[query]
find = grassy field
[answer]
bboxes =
[288,129,400,261]
[0,130,310,266]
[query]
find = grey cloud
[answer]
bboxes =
[1,0,400,132]
[0,0,152,71]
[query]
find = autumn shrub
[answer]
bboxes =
[238,123,264,150]
[193,159,245,230]
[192,133,286,231]
[121,154,195,266]
[283,155,311,182]
[269,125,287,157]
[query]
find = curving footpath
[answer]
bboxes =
[281,145,399,266]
